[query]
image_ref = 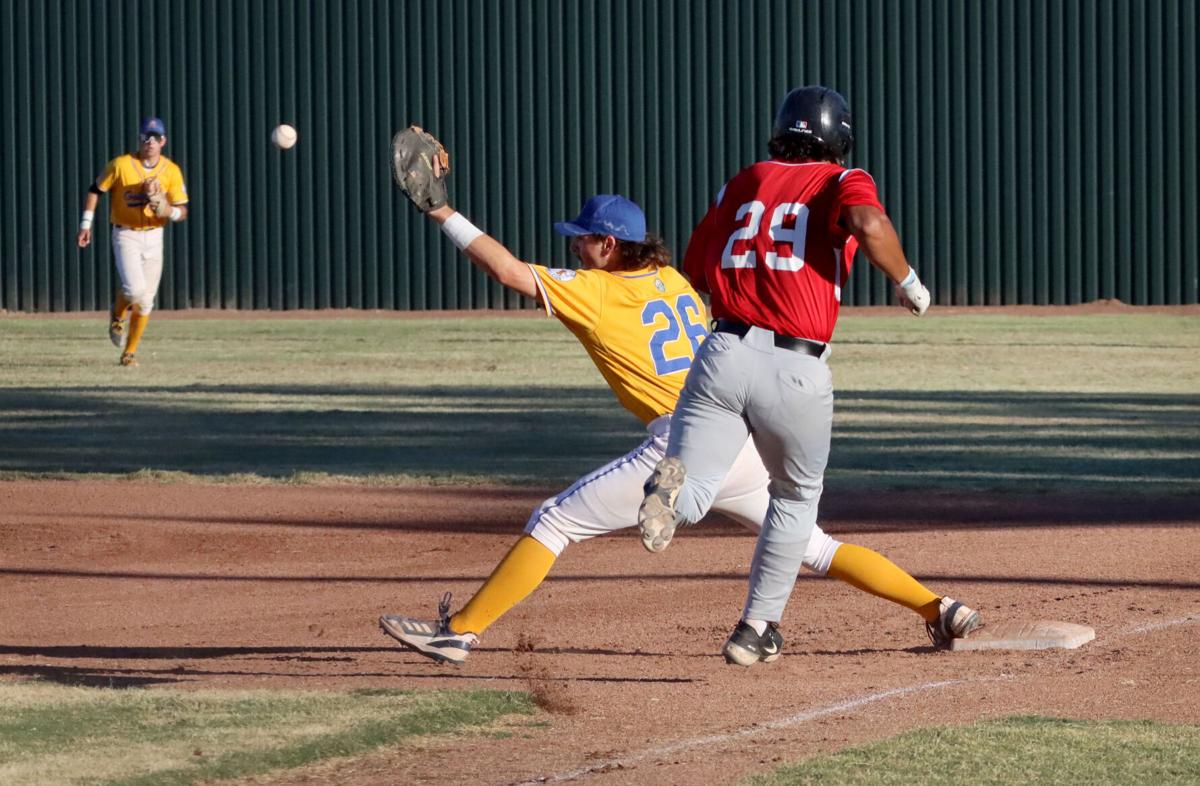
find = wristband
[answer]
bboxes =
[441,212,484,250]
[80,210,94,231]
[169,207,184,222]
[897,267,918,288]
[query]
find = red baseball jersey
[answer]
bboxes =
[682,160,884,343]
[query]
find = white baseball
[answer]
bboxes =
[271,124,298,150]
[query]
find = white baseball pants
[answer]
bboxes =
[524,413,840,574]
[111,226,165,314]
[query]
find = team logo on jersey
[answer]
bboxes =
[125,190,149,207]
[654,278,666,292]
[547,268,577,282]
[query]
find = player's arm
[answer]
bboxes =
[164,171,189,223]
[681,183,730,292]
[842,204,908,282]
[681,209,716,293]
[426,204,538,299]
[842,203,930,316]
[76,184,104,249]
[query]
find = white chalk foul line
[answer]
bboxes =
[1116,612,1200,637]
[512,677,1002,786]
[513,614,1200,785]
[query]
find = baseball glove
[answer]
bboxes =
[391,125,450,212]
[143,178,173,219]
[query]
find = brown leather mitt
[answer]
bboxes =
[391,125,450,212]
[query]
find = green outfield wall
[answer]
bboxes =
[1,0,1195,311]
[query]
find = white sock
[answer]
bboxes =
[745,618,769,636]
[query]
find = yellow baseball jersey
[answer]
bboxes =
[96,154,188,229]
[530,263,708,424]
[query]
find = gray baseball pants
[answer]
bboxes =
[666,326,833,623]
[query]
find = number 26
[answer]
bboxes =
[641,294,706,375]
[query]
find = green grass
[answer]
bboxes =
[742,716,1200,786]
[0,681,533,786]
[0,312,1197,491]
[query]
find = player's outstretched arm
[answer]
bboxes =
[426,205,538,299]
[843,204,930,316]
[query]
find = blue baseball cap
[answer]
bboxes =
[554,194,647,242]
[139,116,166,136]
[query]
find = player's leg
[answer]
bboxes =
[825,547,982,647]
[446,535,557,633]
[452,428,667,634]
[712,437,973,641]
[122,229,164,363]
[640,330,754,551]
[710,440,841,571]
[110,229,144,363]
[109,289,131,348]
[729,343,833,663]
[382,429,667,662]
[826,545,939,619]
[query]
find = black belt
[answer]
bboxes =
[712,319,826,357]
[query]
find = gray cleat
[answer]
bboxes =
[379,592,477,665]
[638,456,687,553]
[925,596,982,648]
[109,317,126,348]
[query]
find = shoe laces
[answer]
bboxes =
[437,591,453,632]
[925,620,947,647]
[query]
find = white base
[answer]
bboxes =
[949,620,1095,651]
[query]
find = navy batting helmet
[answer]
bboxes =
[770,86,853,163]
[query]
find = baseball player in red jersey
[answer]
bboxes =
[378,130,979,665]
[640,86,981,665]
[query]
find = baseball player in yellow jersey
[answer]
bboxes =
[379,183,975,665]
[77,116,189,367]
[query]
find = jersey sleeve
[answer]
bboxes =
[682,209,718,293]
[165,162,189,205]
[836,168,884,210]
[529,265,607,332]
[95,158,120,192]
[682,183,730,292]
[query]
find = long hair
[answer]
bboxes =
[767,134,842,165]
[615,233,672,269]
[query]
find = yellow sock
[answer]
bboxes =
[450,535,556,635]
[125,310,150,355]
[112,290,131,322]
[827,543,942,622]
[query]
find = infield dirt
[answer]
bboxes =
[2,480,1198,785]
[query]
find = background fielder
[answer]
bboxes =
[77,116,188,367]
[379,129,977,664]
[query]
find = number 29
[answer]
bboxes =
[720,200,809,271]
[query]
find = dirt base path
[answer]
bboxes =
[2,481,1198,785]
